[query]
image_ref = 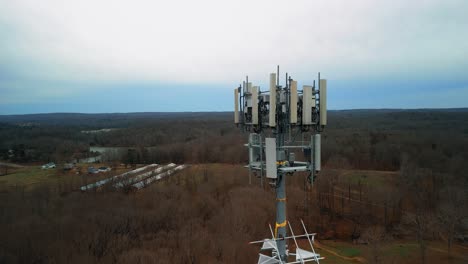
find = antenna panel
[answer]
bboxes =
[249,133,261,165]
[319,79,327,126]
[265,137,277,179]
[280,90,287,113]
[290,80,298,124]
[269,73,276,127]
[280,90,286,103]
[244,82,252,110]
[314,134,321,171]
[234,88,239,124]
[302,85,313,125]
[252,86,259,125]
[244,82,253,122]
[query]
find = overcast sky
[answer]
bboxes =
[1,0,467,114]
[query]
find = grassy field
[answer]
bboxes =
[0,163,130,192]
[315,239,468,264]
[0,167,57,188]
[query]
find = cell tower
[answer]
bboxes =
[233,66,327,263]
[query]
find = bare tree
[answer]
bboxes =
[436,184,467,256]
[399,156,437,264]
[403,211,435,264]
[361,225,388,264]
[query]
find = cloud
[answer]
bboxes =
[0,0,467,112]
[2,0,467,81]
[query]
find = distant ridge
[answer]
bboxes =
[331,108,468,112]
[1,108,468,117]
[0,108,467,126]
[0,112,231,126]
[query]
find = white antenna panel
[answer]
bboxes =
[280,90,287,104]
[314,134,321,171]
[290,80,298,124]
[252,86,259,125]
[302,85,313,125]
[319,79,327,126]
[249,133,260,164]
[234,88,239,124]
[265,137,277,179]
[269,73,276,127]
[245,82,253,109]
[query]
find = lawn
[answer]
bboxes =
[337,246,361,257]
[0,163,127,192]
[0,166,58,190]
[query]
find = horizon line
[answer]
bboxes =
[1,107,468,116]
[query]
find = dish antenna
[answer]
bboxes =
[234,66,327,263]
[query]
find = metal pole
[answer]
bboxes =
[260,134,264,188]
[275,173,287,260]
[274,73,288,261]
[286,73,289,110]
[247,75,251,185]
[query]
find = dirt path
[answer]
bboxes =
[404,243,468,261]
[315,240,367,263]
[0,162,26,168]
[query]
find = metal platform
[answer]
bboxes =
[251,220,323,264]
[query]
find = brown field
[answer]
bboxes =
[1,110,467,263]
[1,163,467,263]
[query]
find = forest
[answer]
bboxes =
[0,109,467,263]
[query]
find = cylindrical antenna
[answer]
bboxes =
[318,72,320,91]
[246,75,249,95]
[277,65,280,86]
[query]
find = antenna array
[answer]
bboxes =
[233,66,327,263]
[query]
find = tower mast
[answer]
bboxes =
[234,66,327,263]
